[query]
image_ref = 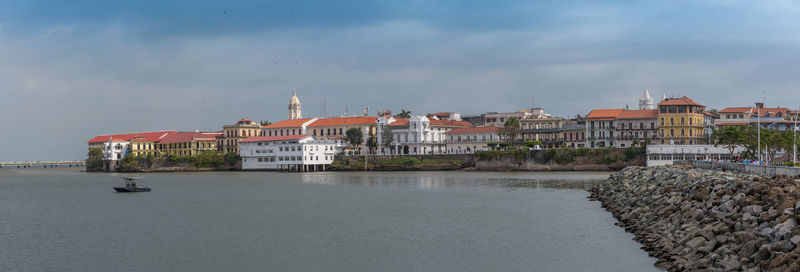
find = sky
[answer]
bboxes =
[1,0,800,161]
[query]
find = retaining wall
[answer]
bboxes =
[679,160,800,176]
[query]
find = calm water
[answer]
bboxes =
[0,168,658,272]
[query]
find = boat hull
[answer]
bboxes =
[114,187,151,193]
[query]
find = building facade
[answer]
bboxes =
[561,124,586,148]
[157,132,221,156]
[376,115,472,155]
[240,135,336,171]
[646,144,744,166]
[444,127,503,154]
[614,109,658,148]
[657,96,707,145]
[217,118,261,154]
[520,117,566,148]
[586,109,624,148]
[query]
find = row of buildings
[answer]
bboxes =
[88,89,799,171]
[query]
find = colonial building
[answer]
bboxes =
[289,89,302,119]
[657,96,707,145]
[614,109,658,148]
[586,109,624,148]
[263,116,378,152]
[520,116,567,148]
[87,131,175,151]
[157,132,221,156]
[561,124,586,148]
[444,127,503,154]
[239,135,336,171]
[217,118,261,154]
[376,115,472,155]
[718,103,797,131]
[483,108,551,127]
[87,131,176,171]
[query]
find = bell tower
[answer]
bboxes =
[289,89,302,119]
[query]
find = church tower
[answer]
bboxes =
[638,88,655,110]
[289,89,302,119]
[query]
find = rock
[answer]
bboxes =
[770,240,795,253]
[757,244,772,261]
[742,205,763,216]
[686,236,707,249]
[720,200,735,213]
[791,235,800,246]
[783,207,794,216]
[772,218,797,241]
[743,213,755,222]
[721,257,741,271]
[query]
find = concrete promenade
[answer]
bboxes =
[678,160,800,176]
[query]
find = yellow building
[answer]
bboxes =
[157,132,221,156]
[658,96,706,145]
[130,138,159,157]
[218,118,262,154]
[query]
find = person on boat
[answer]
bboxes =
[131,181,136,188]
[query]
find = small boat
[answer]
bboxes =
[114,177,151,192]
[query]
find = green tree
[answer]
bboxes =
[366,134,377,154]
[259,120,272,126]
[397,109,412,118]
[86,148,104,171]
[499,117,520,144]
[345,127,364,151]
[381,127,394,154]
[713,126,744,157]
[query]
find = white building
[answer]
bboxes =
[376,115,472,155]
[239,135,337,171]
[646,144,744,166]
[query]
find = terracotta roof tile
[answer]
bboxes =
[430,119,473,127]
[658,96,704,107]
[616,109,658,119]
[87,131,176,144]
[307,117,377,127]
[264,118,314,129]
[720,107,752,113]
[586,109,624,119]
[240,134,312,143]
[159,132,222,144]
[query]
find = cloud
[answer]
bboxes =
[1,1,800,160]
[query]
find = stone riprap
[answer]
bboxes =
[591,166,800,271]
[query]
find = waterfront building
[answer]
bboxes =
[444,127,503,154]
[86,131,176,171]
[614,109,658,148]
[520,116,567,148]
[376,115,472,155]
[239,135,336,171]
[289,89,302,119]
[561,124,586,148]
[717,103,797,131]
[483,108,551,127]
[586,109,624,148]
[646,144,744,166]
[263,116,377,152]
[157,132,221,156]
[657,96,707,145]
[217,118,261,154]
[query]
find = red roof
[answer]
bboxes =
[720,107,752,113]
[751,108,789,118]
[240,134,312,143]
[307,117,377,127]
[388,119,410,127]
[87,131,176,144]
[444,127,500,134]
[159,132,221,144]
[586,109,624,120]
[264,118,314,129]
[658,96,704,107]
[616,109,658,119]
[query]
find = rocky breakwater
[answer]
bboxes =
[591,166,800,271]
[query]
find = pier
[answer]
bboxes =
[0,161,85,169]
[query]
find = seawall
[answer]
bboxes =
[592,166,800,271]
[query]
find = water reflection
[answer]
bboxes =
[299,172,606,190]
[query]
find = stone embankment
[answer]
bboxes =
[591,166,800,271]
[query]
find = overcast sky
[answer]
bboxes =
[2,0,800,161]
